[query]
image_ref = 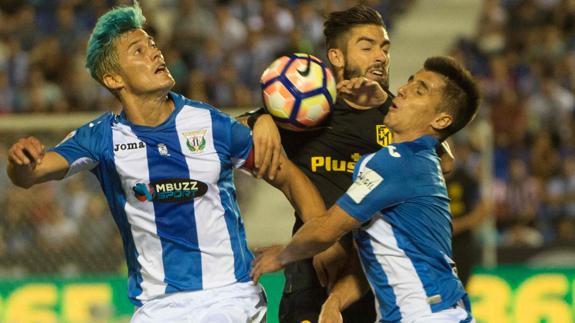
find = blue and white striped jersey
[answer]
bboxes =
[337,135,469,323]
[51,92,254,306]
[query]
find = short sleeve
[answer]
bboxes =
[49,116,109,177]
[229,119,253,169]
[336,145,413,223]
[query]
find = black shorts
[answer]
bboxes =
[279,260,376,323]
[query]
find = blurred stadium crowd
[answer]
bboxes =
[0,0,411,113]
[1,0,575,275]
[451,0,575,251]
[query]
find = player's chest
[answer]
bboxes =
[109,128,222,184]
[329,108,392,149]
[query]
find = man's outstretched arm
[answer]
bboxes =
[250,204,361,281]
[7,136,69,188]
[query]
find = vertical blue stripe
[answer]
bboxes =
[135,120,203,292]
[94,128,143,306]
[355,229,401,322]
[211,110,253,282]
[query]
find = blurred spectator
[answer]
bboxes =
[495,158,544,247]
[452,0,575,249]
[447,140,489,287]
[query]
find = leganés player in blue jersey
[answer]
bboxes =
[252,56,480,323]
[6,2,326,322]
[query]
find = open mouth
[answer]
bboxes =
[370,70,384,77]
[155,64,167,74]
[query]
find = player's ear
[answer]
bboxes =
[328,48,345,69]
[103,73,124,91]
[431,112,453,131]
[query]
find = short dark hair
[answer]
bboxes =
[424,56,480,140]
[324,5,386,50]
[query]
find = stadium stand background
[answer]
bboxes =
[1,0,575,322]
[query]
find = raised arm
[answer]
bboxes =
[262,152,325,223]
[237,109,282,180]
[7,136,70,188]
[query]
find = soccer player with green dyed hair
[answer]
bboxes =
[6,1,327,322]
[85,0,147,88]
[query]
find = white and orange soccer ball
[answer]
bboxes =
[260,53,337,131]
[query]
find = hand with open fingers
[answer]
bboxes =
[250,245,285,282]
[313,243,348,291]
[8,136,46,168]
[319,296,343,323]
[337,77,388,110]
[252,114,282,180]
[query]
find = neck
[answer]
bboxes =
[390,129,435,144]
[121,91,174,127]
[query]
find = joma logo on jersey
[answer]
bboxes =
[114,141,146,152]
[133,178,208,203]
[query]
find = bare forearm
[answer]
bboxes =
[7,161,68,188]
[269,158,325,222]
[278,215,336,265]
[7,163,38,188]
[326,248,370,311]
[7,139,69,188]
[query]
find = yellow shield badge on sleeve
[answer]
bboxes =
[376,125,392,147]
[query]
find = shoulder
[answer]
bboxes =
[173,92,238,126]
[53,112,113,155]
[72,112,115,139]
[368,136,439,173]
[173,92,222,114]
[394,136,439,158]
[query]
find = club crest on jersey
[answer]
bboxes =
[158,143,170,156]
[376,125,392,147]
[133,178,208,203]
[183,129,207,153]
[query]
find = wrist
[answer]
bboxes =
[324,293,344,311]
[247,114,260,129]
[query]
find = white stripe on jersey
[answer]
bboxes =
[66,157,98,177]
[363,217,432,321]
[175,106,236,289]
[113,123,167,301]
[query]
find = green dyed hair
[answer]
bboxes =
[85,0,146,85]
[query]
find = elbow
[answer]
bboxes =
[10,177,34,189]
[14,181,34,189]
[7,171,35,189]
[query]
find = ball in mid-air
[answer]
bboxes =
[260,53,336,131]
